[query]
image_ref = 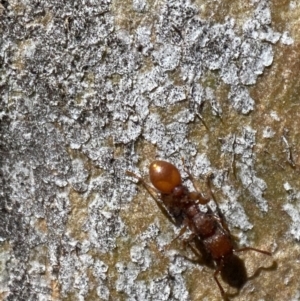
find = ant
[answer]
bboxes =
[127,160,272,300]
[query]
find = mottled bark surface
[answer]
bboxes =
[1,0,300,300]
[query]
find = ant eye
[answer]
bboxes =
[149,160,182,194]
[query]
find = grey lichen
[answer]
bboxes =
[220,127,268,212]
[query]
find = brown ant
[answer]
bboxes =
[127,160,272,299]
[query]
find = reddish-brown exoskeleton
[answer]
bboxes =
[127,160,272,299]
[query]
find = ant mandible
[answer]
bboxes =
[127,160,272,299]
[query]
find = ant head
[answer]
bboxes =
[149,160,182,194]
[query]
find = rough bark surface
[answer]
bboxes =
[1,0,299,300]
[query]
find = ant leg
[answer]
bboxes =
[202,172,223,206]
[203,177,233,233]
[181,158,210,205]
[166,231,206,264]
[179,242,205,265]
[181,232,196,248]
[164,225,193,251]
[213,263,227,299]
[234,246,271,256]
[126,171,176,225]
[189,191,210,205]
[181,158,200,191]
[185,241,201,257]
[208,213,231,234]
